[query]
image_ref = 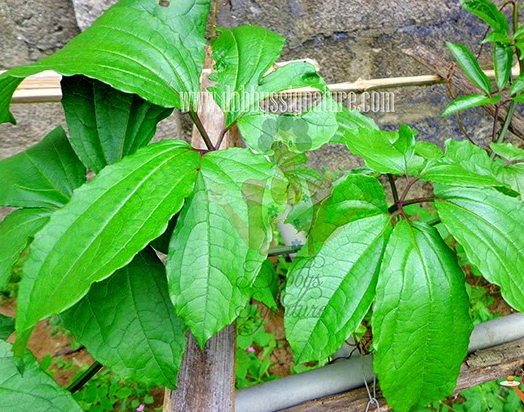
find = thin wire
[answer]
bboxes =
[361,354,380,411]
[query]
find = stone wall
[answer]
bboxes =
[0,0,512,220]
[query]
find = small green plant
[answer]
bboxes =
[42,355,159,412]
[407,379,524,412]
[235,304,279,388]
[0,0,523,411]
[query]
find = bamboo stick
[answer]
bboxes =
[2,64,517,104]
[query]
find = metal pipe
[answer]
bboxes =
[235,313,524,412]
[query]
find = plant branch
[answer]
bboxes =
[215,122,236,150]
[387,174,399,203]
[189,110,215,150]
[388,196,435,214]
[67,361,103,394]
[493,100,517,147]
[399,177,419,203]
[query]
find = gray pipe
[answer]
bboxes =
[235,313,524,412]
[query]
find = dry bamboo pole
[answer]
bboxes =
[3,64,518,104]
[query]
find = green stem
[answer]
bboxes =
[67,361,103,394]
[189,111,215,151]
[491,100,517,158]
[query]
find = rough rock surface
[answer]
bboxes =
[71,0,117,31]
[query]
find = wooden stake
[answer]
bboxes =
[163,46,236,412]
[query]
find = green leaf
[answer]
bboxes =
[150,214,179,254]
[237,96,339,154]
[167,148,284,346]
[373,221,472,412]
[210,25,327,126]
[510,74,524,95]
[513,94,524,103]
[284,174,391,361]
[14,140,199,355]
[494,162,524,198]
[0,340,83,411]
[0,0,211,124]
[0,126,85,208]
[0,314,15,340]
[0,208,52,290]
[343,126,418,175]
[493,43,513,90]
[61,75,173,173]
[331,104,379,144]
[491,142,524,161]
[435,187,524,313]
[446,42,492,95]
[250,259,279,310]
[462,0,509,33]
[516,40,524,59]
[61,250,186,389]
[482,31,512,44]
[414,141,444,159]
[442,94,501,116]
[421,162,503,187]
[515,25,524,39]
[421,139,503,188]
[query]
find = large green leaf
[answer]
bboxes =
[491,143,524,197]
[0,340,82,411]
[421,139,504,188]
[167,148,285,347]
[250,259,279,310]
[446,42,492,95]
[284,174,391,362]
[421,163,502,187]
[331,105,379,144]
[435,187,524,313]
[373,221,472,412]
[0,208,52,290]
[61,250,186,389]
[61,75,173,173]
[0,0,210,124]
[491,142,524,162]
[0,126,85,208]
[494,163,524,198]
[343,125,421,175]
[237,95,338,154]
[209,25,327,126]
[14,140,200,355]
[462,0,509,33]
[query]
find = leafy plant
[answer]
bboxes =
[235,304,279,388]
[43,355,159,412]
[0,0,523,411]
